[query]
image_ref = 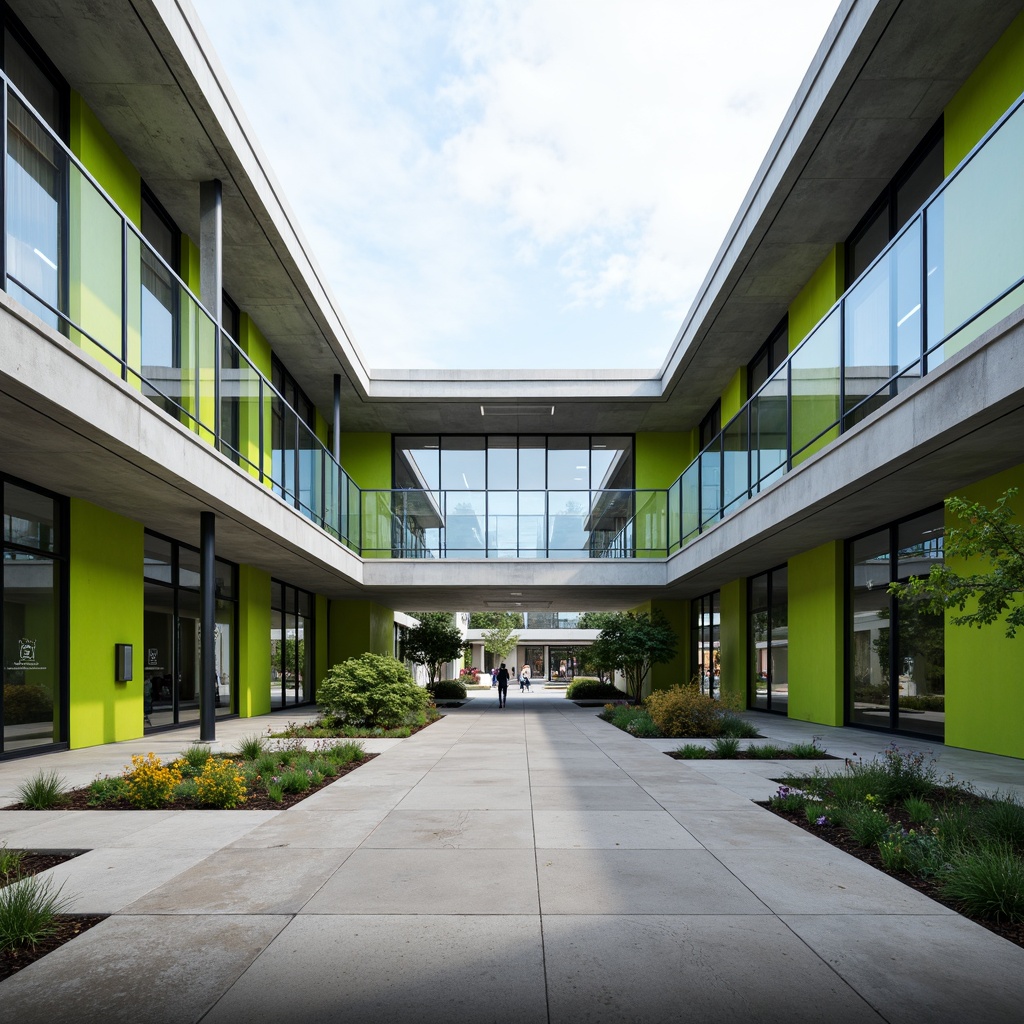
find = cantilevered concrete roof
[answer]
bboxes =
[12,0,1024,438]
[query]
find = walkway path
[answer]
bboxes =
[1,691,1022,1022]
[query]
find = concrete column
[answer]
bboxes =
[200,511,216,742]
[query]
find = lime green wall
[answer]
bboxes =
[944,11,1024,173]
[68,500,144,748]
[789,246,843,466]
[237,314,272,483]
[787,541,844,726]
[342,433,392,557]
[328,599,395,665]
[943,464,1024,758]
[70,94,141,225]
[237,564,271,718]
[789,246,844,346]
[721,369,745,422]
[315,410,330,448]
[719,579,747,705]
[341,432,392,488]
[68,93,141,380]
[635,432,693,488]
[629,599,690,695]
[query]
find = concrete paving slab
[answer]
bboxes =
[123,847,352,914]
[533,809,701,849]
[295,784,413,810]
[227,807,389,849]
[29,846,217,914]
[714,846,957,915]
[397,783,534,810]
[201,915,548,1024]
[676,807,826,849]
[543,914,884,1024]
[537,849,769,915]
[362,808,535,849]
[0,809,175,848]
[303,848,539,914]
[656,785,758,809]
[782,913,1024,1022]
[0,914,290,1024]
[530,784,661,810]
[112,809,280,848]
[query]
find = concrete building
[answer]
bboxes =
[2,0,1024,760]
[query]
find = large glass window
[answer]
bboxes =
[143,532,236,730]
[2,479,66,755]
[750,566,788,713]
[691,591,720,697]
[271,580,314,709]
[849,510,944,738]
[391,435,635,558]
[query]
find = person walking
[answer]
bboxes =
[521,664,531,691]
[496,663,510,708]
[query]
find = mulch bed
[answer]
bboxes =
[667,751,840,761]
[760,796,1024,951]
[3,752,378,812]
[1,852,108,982]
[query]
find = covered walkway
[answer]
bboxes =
[0,692,1022,1022]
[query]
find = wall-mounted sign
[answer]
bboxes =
[7,636,46,672]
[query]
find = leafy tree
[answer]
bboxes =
[482,612,520,666]
[889,488,1024,638]
[589,610,678,704]
[469,611,525,629]
[318,653,429,727]
[403,614,465,684]
[577,611,618,630]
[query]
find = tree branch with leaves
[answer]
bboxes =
[888,487,1024,637]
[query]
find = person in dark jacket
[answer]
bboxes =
[497,663,510,707]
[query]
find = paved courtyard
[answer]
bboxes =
[1,689,1022,1022]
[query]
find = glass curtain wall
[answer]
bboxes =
[143,532,236,730]
[392,435,634,558]
[750,567,788,713]
[849,509,945,738]
[2,479,66,754]
[270,580,314,709]
[691,591,720,697]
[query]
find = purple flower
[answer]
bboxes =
[816,815,828,826]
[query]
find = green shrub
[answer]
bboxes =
[744,742,784,758]
[673,743,708,759]
[18,770,69,810]
[644,684,738,738]
[195,758,247,809]
[2,683,53,726]
[235,734,268,760]
[978,793,1024,849]
[935,803,974,849]
[318,654,429,728]
[0,874,75,951]
[321,740,365,765]
[177,743,213,774]
[566,679,623,700]
[941,844,1024,923]
[0,844,25,877]
[846,803,891,847]
[255,752,280,777]
[768,785,806,813]
[604,704,654,734]
[874,744,941,801]
[86,775,128,806]
[173,777,200,801]
[281,769,311,794]
[428,679,467,699]
[898,694,945,712]
[123,753,181,809]
[711,736,740,758]
[788,740,828,759]
[625,711,661,738]
[877,824,946,876]
[719,715,761,738]
[903,795,933,825]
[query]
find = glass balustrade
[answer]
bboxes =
[5,64,1024,561]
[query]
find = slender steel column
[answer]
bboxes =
[199,510,216,742]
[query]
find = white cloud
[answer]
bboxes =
[191,0,840,370]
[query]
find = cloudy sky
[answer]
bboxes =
[190,0,841,372]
